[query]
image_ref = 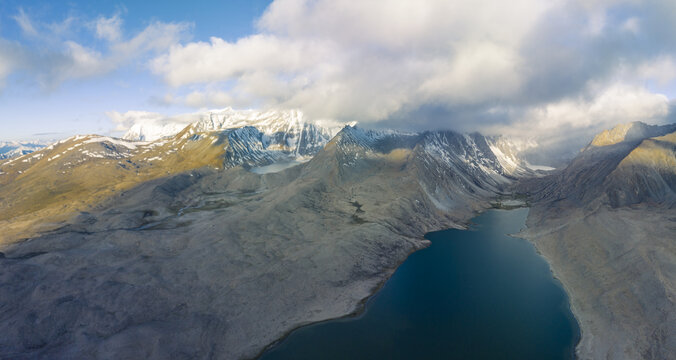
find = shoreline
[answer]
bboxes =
[515,228,583,360]
[256,205,581,360]
[253,233,431,359]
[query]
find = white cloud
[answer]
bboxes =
[112,21,190,57]
[108,110,165,131]
[106,110,200,140]
[143,0,676,160]
[95,15,123,42]
[151,34,328,87]
[484,83,670,143]
[258,0,548,50]
[38,20,189,87]
[636,56,676,87]
[417,42,523,104]
[151,0,556,124]
[61,41,109,79]
[12,8,38,37]
[0,11,190,89]
[6,0,676,155]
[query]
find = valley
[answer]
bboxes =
[0,114,674,359]
[3,1,675,359]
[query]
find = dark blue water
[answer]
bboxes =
[260,208,580,360]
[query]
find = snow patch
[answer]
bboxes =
[83,136,146,149]
[526,163,555,171]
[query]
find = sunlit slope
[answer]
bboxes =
[520,121,676,359]
[522,122,676,208]
[605,130,676,206]
[0,125,290,244]
[589,121,676,148]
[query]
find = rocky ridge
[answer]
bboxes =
[0,119,533,359]
[0,113,341,244]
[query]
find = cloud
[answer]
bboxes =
[151,34,327,87]
[107,110,166,131]
[183,90,234,108]
[416,42,523,104]
[621,17,641,34]
[12,8,38,37]
[258,0,548,50]
[95,15,123,42]
[152,0,553,124]
[148,0,676,150]
[487,83,670,140]
[106,110,202,140]
[0,39,28,88]
[0,10,191,89]
[635,56,676,87]
[8,0,676,158]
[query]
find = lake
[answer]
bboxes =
[260,208,580,359]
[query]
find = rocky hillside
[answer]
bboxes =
[0,121,532,359]
[0,113,339,244]
[518,121,676,359]
[520,122,676,206]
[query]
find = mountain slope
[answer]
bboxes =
[0,118,334,244]
[0,124,532,359]
[604,130,676,207]
[518,121,676,360]
[521,122,676,206]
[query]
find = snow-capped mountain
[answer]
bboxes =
[486,136,546,175]
[2,119,674,360]
[304,125,534,215]
[0,141,47,159]
[124,108,340,153]
[328,125,530,181]
[0,116,540,360]
[0,110,343,183]
[1,119,536,243]
[120,108,341,165]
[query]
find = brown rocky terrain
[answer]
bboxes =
[0,124,526,359]
[4,117,673,359]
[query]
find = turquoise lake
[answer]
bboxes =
[260,208,580,359]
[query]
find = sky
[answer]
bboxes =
[1,0,676,153]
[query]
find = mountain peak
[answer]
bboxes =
[589,121,676,147]
[122,108,342,143]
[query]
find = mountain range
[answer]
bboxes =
[0,141,47,160]
[0,110,674,359]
